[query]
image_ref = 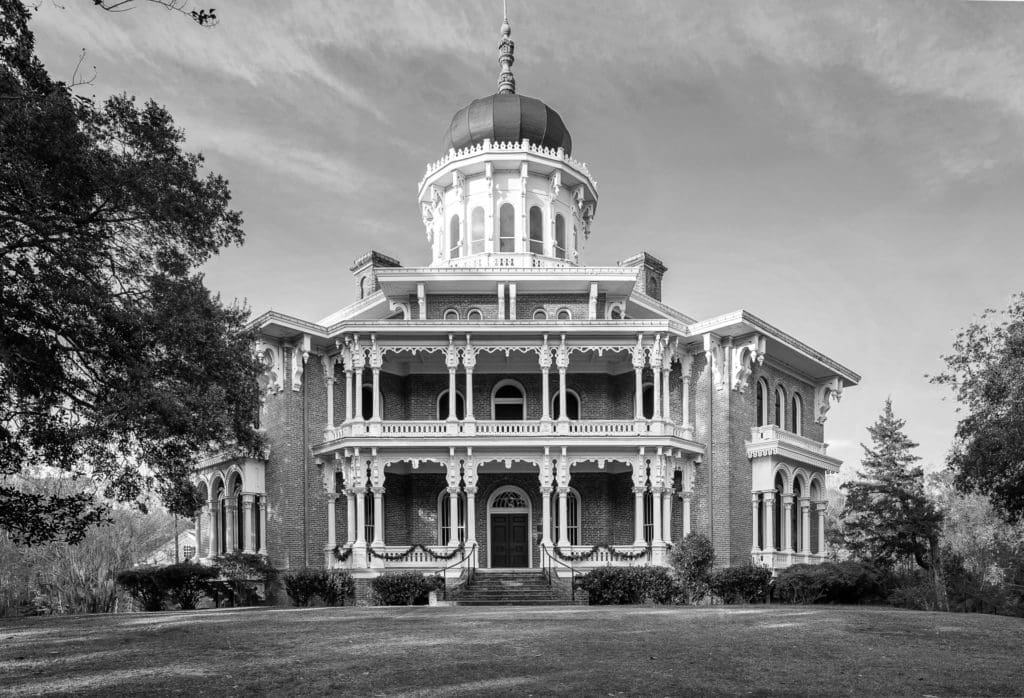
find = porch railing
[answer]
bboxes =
[539,543,575,603]
[749,425,829,456]
[435,543,477,601]
[322,418,698,443]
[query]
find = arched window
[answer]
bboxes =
[438,490,467,545]
[554,214,566,259]
[361,384,381,421]
[643,488,655,544]
[552,487,581,545]
[499,203,515,252]
[443,308,459,322]
[359,276,368,300]
[756,378,768,427]
[470,207,485,255]
[437,390,466,420]
[492,489,529,508]
[449,215,461,259]
[774,386,786,428]
[642,383,655,420]
[552,389,581,420]
[533,308,548,321]
[529,206,544,254]
[492,380,526,420]
[466,308,483,321]
[791,394,802,435]
[556,308,572,321]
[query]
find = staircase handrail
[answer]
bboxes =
[434,542,477,601]
[539,542,576,603]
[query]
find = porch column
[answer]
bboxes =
[369,341,382,422]
[345,490,356,545]
[632,487,646,546]
[632,335,645,420]
[681,492,692,537]
[371,487,385,546]
[556,336,569,424]
[208,500,218,557]
[662,366,672,423]
[463,344,476,420]
[540,337,552,421]
[751,493,760,552]
[353,361,364,422]
[323,355,336,428]
[556,487,570,547]
[343,363,354,422]
[800,498,812,555]
[540,486,553,546]
[354,488,367,546]
[224,500,237,553]
[465,487,478,546]
[681,374,691,430]
[242,494,256,553]
[816,501,828,556]
[662,488,673,545]
[652,356,662,421]
[326,494,337,550]
[448,487,460,545]
[781,494,794,553]
[446,336,458,421]
[651,487,664,545]
[258,499,268,554]
[762,490,775,552]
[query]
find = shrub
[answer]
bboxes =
[669,533,716,604]
[161,562,220,610]
[115,567,166,612]
[211,553,280,607]
[371,572,441,606]
[574,567,680,605]
[710,565,772,604]
[774,564,828,605]
[283,568,355,607]
[774,562,886,606]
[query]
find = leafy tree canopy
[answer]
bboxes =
[931,293,1024,524]
[1,0,262,545]
[841,399,942,570]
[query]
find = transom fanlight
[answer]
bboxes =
[492,491,528,508]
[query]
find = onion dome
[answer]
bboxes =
[440,12,573,156]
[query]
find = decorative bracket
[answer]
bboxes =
[731,334,766,393]
[814,377,844,424]
[389,300,410,320]
[703,334,725,389]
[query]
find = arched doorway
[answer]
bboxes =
[487,486,531,568]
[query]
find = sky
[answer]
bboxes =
[27,0,1024,478]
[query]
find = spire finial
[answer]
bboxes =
[498,3,515,94]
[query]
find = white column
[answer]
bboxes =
[258,500,267,555]
[371,487,385,546]
[540,486,553,546]
[354,488,367,545]
[556,337,569,424]
[763,490,775,552]
[208,501,218,557]
[344,367,354,422]
[354,369,364,422]
[651,488,664,545]
[224,501,237,553]
[751,493,760,552]
[447,366,457,421]
[652,361,662,421]
[242,494,256,553]
[541,367,551,420]
[633,367,644,420]
[817,502,827,556]
[800,499,812,555]
[325,375,335,427]
[662,488,673,545]
[557,487,570,546]
[326,494,337,549]
[345,490,356,545]
[632,487,646,546]
[371,368,382,422]
[662,367,672,422]
[465,486,478,546]
[464,369,474,419]
[682,375,691,430]
[448,487,460,546]
[781,494,794,553]
[682,492,692,538]
[195,506,205,560]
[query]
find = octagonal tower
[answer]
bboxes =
[418,15,598,269]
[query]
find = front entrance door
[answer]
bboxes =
[491,513,528,568]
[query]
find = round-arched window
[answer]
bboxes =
[556,308,572,321]
[492,381,526,420]
[529,206,544,254]
[552,390,581,420]
[492,490,528,509]
[449,215,461,259]
[533,308,548,321]
[466,308,483,321]
[443,308,459,322]
[499,203,515,252]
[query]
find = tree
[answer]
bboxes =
[1,0,262,545]
[931,293,1024,524]
[841,399,943,571]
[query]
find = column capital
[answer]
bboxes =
[371,486,386,496]
[539,485,553,495]
[242,493,255,504]
[781,493,794,505]
[446,486,461,496]
[556,486,571,495]
[632,486,647,496]
[464,486,478,496]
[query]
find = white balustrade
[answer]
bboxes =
[321,419,700,444]
[749,425,829,455]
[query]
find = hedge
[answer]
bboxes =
[709,564,772,604]
[574,567,680,605]
[370,572,442,606]
[282,568,355,607]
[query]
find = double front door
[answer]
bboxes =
[491,513,528,568]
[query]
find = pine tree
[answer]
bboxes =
[841,399,943,570]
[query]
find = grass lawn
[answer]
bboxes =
[2,605,1023,696]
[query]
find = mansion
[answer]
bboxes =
[192,16,859,586]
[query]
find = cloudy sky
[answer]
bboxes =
[28,1,1024,477]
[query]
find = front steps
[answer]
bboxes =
[453,569,575,606]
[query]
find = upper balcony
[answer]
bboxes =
[745,425,840,472]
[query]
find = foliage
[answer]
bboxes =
[0,489,178,616]
[668,533,715,604]
[840,400,943,571]
[282,568,355,607]
[370,572,441,606]
[774,562,886,605]
[931,293,1024,524]
[209,553,279,607]
[115,567,166,611]
[709,565,772,604]
[160,562,219,610]
[0,0,262,545]
[574,566,681,605]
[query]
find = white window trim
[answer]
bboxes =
[443,308,460,321]
[533,308,548,320]
[466,308,483,321]
[556,308,572,321]
[486,485,532,569]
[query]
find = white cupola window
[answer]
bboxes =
[529,206,544,254]
[449,215,461,259]
[470,207,485,254]
[499,204,515,252]
[554,214,566,259]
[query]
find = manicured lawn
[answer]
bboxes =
[1,605,1022,696]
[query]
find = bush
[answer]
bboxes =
[574,567,680,605]
[774,562,886,606]
[161,562,221,610]
[283,568,355,607]
[773,564,828,604]
[210,553,280,607]
[371,572,441,606]
[115,567,166,612]
[669,533,716,604]
[710,565,772,604]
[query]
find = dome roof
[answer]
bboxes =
[441,93,573,156]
